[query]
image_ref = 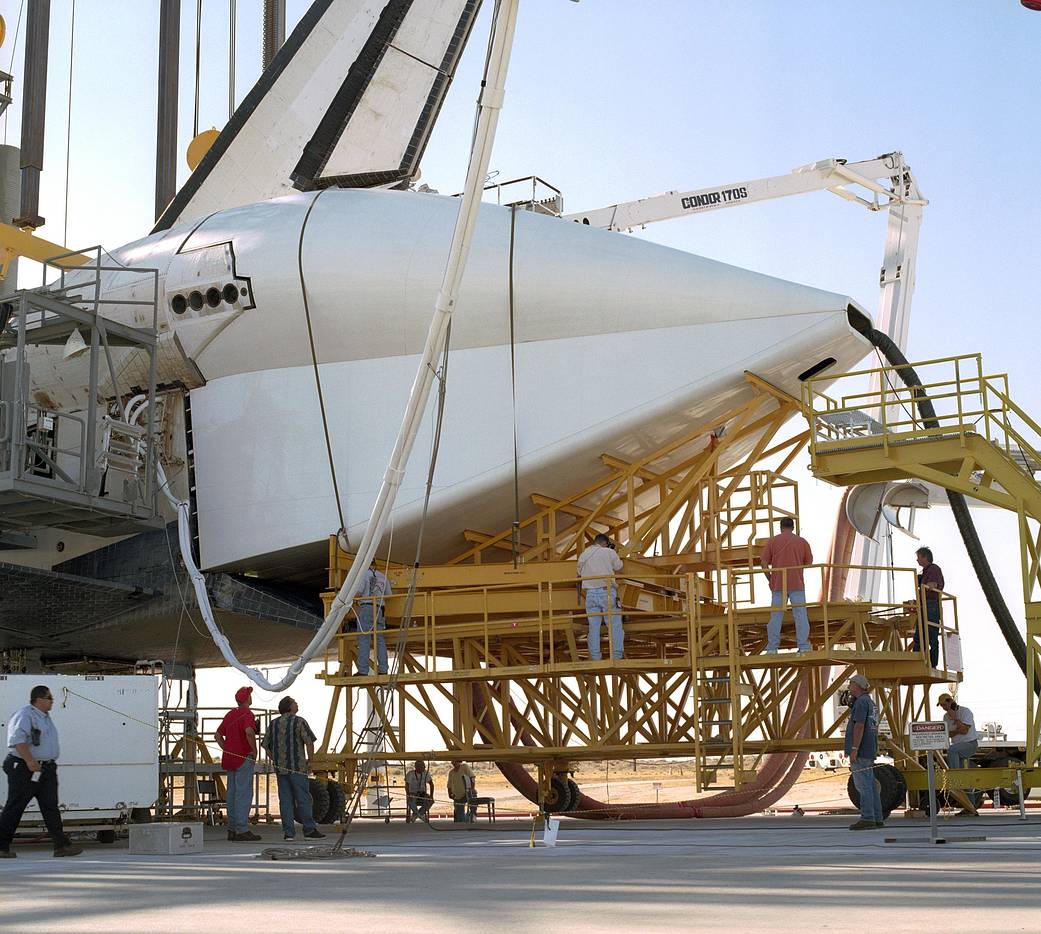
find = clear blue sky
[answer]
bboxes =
[2,1,1039,733]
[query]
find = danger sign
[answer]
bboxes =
[909,721,949,750]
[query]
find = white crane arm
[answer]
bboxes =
[563,153,926,231]
[563,152,929,608]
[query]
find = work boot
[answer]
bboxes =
[848,819,876,830]
[0,849,15,858]
[227,829,235,841]
[304,829,326,839]
[233,831,262,842]
[874,821,885,828]
[54,844,83,857]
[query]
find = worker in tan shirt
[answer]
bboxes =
[577,533,625,660]
[759,517,813,653]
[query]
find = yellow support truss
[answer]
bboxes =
[313,382,966,800]
[803,353,1041,767]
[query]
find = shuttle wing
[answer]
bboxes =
[153,0,482,232]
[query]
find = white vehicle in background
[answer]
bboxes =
[0,674,158,843]
[807,751,850,771]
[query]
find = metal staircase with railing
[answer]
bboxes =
[0,249,163,538]
[802,353,1041,769]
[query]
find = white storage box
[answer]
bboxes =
[130,823,204,856]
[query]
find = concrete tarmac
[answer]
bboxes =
[2,814,1039,932]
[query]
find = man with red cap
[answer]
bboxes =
[215,686,260,841]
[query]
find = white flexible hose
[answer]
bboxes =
[155,0,521,693]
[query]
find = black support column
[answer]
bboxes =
[14,0,50,231]
[262,0,286,71]
[155,0,181,223]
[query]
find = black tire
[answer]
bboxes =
[917,787,984,815]
[846,764,907,818]
[97,829,116,844]
[992,786,1021,807]
[308,778,330,825]
[875,764,908,816]
[983,756,1022,807]
[566,779,581,813]
[323,780,347,824]
[544,776,574,813]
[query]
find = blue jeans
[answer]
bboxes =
[357,604,388,675]
[225,758,255,833]
[851,758,882,823]
[767,590,810,652]
[913,606,941,667]
[276,771,317,838]
[947,739,978,770]
[586,587,623,660]
[453,796,476,822]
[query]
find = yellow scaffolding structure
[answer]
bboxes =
[803,353,1041,774]
[312,381,967,806]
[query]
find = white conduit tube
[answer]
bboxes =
[157,0,522,693]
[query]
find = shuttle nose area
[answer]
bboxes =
[177,189,870,384]
[183,189,873,573]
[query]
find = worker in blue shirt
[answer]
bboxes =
[355,559,392,676]
[845,673,883,831]
[0,685,82,857]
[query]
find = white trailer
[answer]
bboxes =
[0,674,158,839]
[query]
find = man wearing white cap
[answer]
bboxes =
[845,674,883,830]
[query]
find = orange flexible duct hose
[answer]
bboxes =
[493,494,858,819]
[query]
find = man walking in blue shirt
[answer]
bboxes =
[845,673,883,830]
[0,685,82,857]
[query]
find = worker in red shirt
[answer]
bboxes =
[215,686,260,841]
[759,517,813,653]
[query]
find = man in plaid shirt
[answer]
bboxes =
[263,697,326,841]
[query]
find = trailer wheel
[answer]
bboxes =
[846,764,907,818]
[309,778,331,825]
[917,787,984,815]
[544,776,574,813]
[323,780,347,824]
[97,829,116,844]
[985,756,1022,807]
[566,779,582,813]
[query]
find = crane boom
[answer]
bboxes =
[564,152,927,606]
[563,153,926,231]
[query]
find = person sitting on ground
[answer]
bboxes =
[759,517,813,654]
[405,759,434,823]
[577,533,625,660]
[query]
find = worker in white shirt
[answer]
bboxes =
[938,693,978,768]
[355,559,392,676]
[577,533,625,660]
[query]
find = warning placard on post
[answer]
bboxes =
[909,721,949,750]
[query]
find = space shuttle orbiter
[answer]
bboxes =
[1,0,874,666]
